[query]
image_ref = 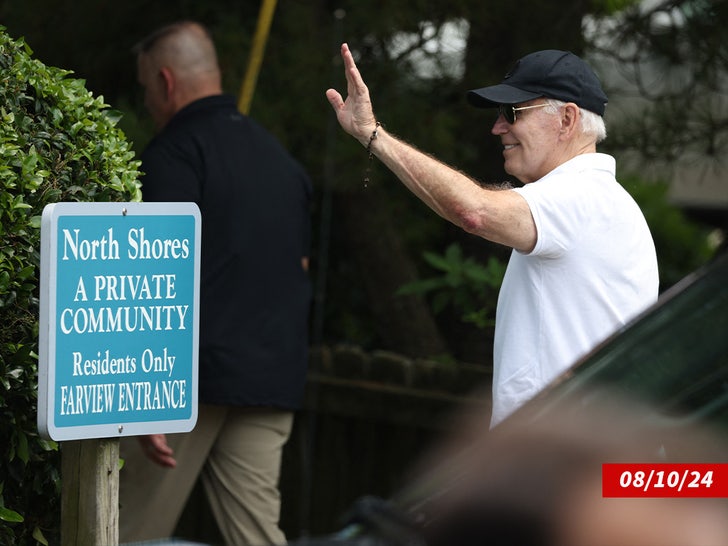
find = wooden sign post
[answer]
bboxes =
[61,439,119,545]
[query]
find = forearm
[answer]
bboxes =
[368,127,536,251]
[370,127,492,231]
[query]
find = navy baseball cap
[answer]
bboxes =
[467,50,608,116]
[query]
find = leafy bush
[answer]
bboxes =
[397,243,506,330]
[0,27,141,545]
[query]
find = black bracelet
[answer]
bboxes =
[364,122,381,188]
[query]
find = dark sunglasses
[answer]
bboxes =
[498,103,549,124]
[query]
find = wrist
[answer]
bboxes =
[365,121,382,155]
[363,121,382,188]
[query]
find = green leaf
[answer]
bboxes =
[0,507,24,523]
[422,249,454,272]
[32,526,49,545]
[17,431,29,464]
[396,278,444,296]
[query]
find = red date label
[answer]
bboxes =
[602,464,728,497]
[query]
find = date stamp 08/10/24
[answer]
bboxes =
[602,464,728,498]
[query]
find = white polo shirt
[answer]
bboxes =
[490,153,658,426]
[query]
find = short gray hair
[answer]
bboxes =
[544,98,607,143]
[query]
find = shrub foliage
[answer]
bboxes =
[0,27,141,545]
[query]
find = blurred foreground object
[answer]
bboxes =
[305,252,728,546]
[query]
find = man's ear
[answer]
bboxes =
[159,66,175,99]
[560,102,580,138]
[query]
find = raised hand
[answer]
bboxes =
[325,43,379,146]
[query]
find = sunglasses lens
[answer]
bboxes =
[498,104,515,124]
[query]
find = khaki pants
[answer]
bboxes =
[119,404,293,546]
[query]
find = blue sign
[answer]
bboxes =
[38,202,201,440]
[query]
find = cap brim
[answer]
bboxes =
[467,84,542,108]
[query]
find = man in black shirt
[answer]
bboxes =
[119,20,312,546]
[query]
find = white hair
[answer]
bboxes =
[544,98,607,143]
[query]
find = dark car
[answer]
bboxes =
[321,250,728,546]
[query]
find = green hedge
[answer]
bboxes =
[0,27,141,545]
